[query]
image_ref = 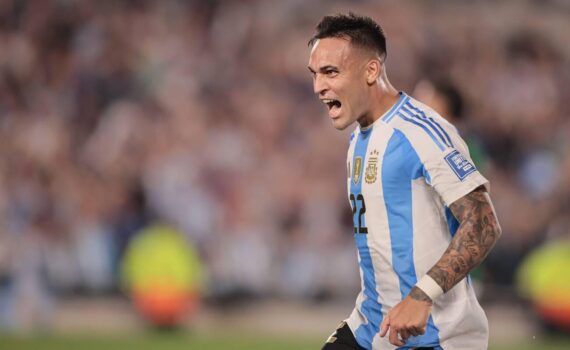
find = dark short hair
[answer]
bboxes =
[308,13,387,60]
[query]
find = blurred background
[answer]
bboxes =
[0,0,569,349]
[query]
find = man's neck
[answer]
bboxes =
[358,87,400,128]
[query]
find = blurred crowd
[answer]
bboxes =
[0,0,569,331]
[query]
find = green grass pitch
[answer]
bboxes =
[1,331,569,350]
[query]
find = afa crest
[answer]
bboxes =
[353,157,362,185]
[365,150,379,184]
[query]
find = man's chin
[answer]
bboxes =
[331,117,350,130]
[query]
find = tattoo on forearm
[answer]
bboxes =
[427,186,502,293]
[409,286,433,304]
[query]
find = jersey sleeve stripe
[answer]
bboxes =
[401,106,452,149]
[396,111,446,151]
[404,102,454,147]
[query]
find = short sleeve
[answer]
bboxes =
[422,137,489,206]
[385,96,489,206]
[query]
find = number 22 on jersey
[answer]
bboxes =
[349,193,368,234]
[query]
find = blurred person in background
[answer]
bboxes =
[413,78,488,171]
[307,13,501,349]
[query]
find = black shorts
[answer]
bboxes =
[322,321,366,350]
[321,321,438,350]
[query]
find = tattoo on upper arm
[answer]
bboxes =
[427,186,502,293]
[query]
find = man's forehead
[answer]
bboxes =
[311,37,352,54]
[309,37,354,65]
[309,38,322,56]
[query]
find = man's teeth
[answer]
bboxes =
[323,99,339,108]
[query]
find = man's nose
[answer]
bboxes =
[313,75,328,95]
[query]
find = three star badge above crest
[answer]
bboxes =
[365,149,379,184]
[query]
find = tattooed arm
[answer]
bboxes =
[424,185,502,294]
[380,186,501,346]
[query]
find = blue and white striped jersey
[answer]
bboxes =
[345,92,489,350]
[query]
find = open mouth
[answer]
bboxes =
[322,99,342,114]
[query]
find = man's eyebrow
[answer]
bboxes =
[319,65,338,72]
[307,65,338,74]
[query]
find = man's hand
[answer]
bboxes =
[379,287,432,346]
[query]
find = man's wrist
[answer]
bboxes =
[409,286,433,305]
[415,275,444,301]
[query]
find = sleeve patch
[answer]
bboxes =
[444,150,476,181]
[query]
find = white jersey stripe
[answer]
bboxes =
[396,111,446,151]
[404,101,454,148]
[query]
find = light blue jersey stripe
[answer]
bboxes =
[396,112,446,151]
[382,130,441,348]
[405,102,453,148]
[351,128,382,350]
[445,206,460,237]
[349,131,356,143]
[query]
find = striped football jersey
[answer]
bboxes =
[345,92,489,350]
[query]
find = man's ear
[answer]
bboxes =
[366,59,382,85]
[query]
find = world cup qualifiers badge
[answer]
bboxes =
[365,150,379,184]
[444,150,476,181]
